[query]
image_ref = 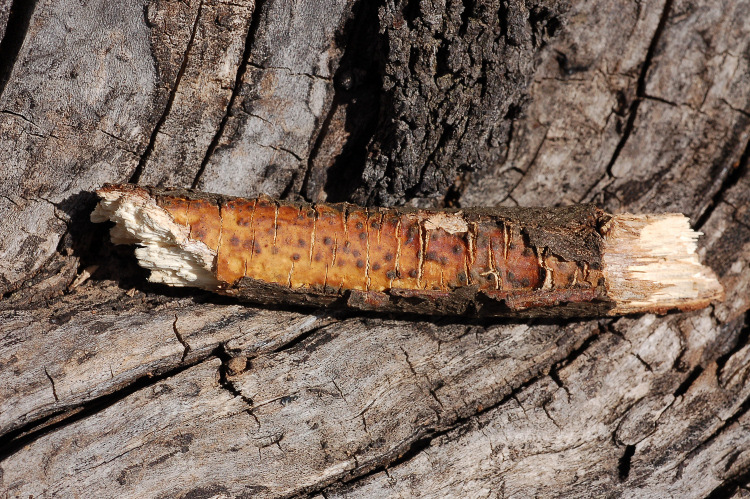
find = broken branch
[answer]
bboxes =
[91,184,723,317]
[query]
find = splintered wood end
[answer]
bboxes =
[602,214,724,314]
[91,185,221,290]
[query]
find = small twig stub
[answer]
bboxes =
[91,184,723,317]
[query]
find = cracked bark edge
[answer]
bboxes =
[91,184,723,318]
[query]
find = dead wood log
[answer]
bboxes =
[0,0,749,497]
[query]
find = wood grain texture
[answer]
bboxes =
[0,285,330,439]
[1,0,749,497]
[136,0,256,188]
[194,0,356,198]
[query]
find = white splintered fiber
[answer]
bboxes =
[91,189,220,289]
[602,214,724,314]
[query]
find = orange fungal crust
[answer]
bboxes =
[151,192,598,297]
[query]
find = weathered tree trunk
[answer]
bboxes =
[1,0,749,497]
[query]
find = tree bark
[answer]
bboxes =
[0,0,749,497]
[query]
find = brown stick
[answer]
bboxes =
[91,184,723,317]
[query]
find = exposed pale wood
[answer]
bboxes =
[0,0,749,497]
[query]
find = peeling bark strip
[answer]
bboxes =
[91,184,723,317]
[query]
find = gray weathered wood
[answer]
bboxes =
[0,284,330,438]
[0,0,749,497]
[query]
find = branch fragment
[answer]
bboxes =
[91,184,723,318]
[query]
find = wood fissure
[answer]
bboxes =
[130,0,205,184]
[603,0,674,180]
[191,0,265,189]
[0,0,38,99]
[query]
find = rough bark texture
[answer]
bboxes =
[0,0,749,497]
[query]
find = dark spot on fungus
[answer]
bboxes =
[323,236,333,245]
[255,247,262,254]
[409,269,418,278]
[230,235,240,246]
[371,221,380,229]
[426,251,438,261]
[521,277,531,287]
[507,271,515,281]
[372,263,381,271]
[406,227,418,244]
[359,232,367,240]
[353,250,361,258]
[386,270,397,279]
[458,272,467,283]
[356,259,365,268]
[314,253,322,262]
[523,247,532,257]
[384,253,394,262]
[439,256,449,265]
[356,222,364,230]
[292,253,301,261]
[298,238,306,247]
[452,245,462,254]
